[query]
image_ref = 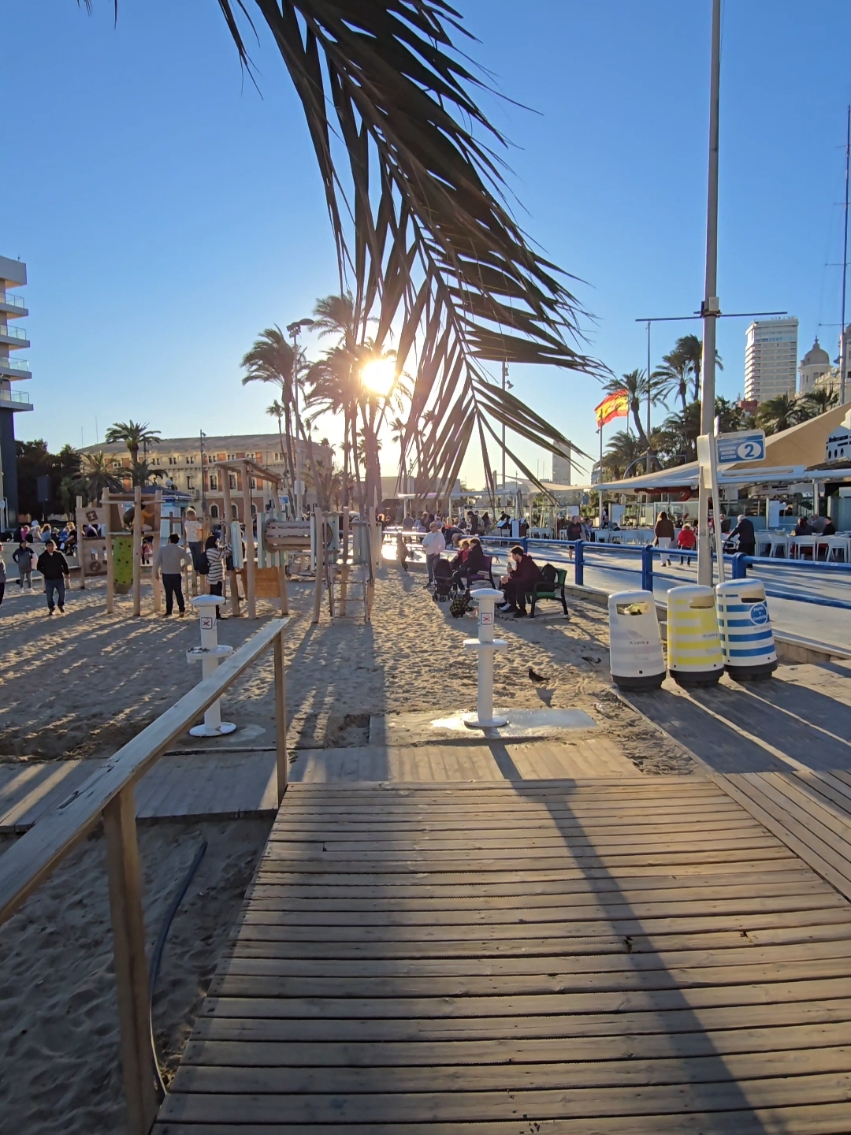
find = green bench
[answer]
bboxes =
[526,567,569,617]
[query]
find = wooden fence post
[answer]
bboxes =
[103,786,158,1135]
[274,628,288,804]
[243,465,256,619]
[132,484,142,617]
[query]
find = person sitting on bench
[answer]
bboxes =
[499,545,542,619]
[450,536,484,589]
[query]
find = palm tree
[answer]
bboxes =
[756,393,811,435]
[655,335,723,413]
[801,386,839,416]
[104,420,160,465]
[71,452,125,505]
[603,431,645,479]
[84,2,602,494]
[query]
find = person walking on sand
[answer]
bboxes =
[421,520,445,587]
[13,541,35,592]
[154,533,190,617]
[36,539,71,615]
[654,511,675,567]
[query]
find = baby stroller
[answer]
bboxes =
[432,558,455,602]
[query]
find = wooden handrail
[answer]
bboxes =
[0,617,289,1135]
[0,616,288,928]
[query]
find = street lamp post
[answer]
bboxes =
[199,429,206,518]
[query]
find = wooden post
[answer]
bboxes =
[103,785,158,1135]
[274,628,287,804]
[104,490,115,615]
[340,506,350,617]
[132,484,142,617]
[219,469,239,616]
[151,490,163,614]
[312,511,324,625]
[243,465,256,619]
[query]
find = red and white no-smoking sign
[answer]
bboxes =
[200,615,214,630]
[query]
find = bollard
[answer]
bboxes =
[462,588,508,728]
[716,578,777,681]
[640,544,654,593]
[574,540,584,586]
[608,590,665,691]
[666,585,724,687]
[186,595,236,736]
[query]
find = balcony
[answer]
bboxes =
[0,325,27,340]
[0,356,30,374]
[0,388,32,411]
[0,293,27,318]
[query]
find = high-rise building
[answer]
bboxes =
[551,446,573,486]
[799,338,831,395]
[0,255,33,528]
[744,317,798,404]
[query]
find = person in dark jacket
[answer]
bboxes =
[450,536,485,588]
[36,540,70,615]
[729,515,756,556]
[499,546,542,618]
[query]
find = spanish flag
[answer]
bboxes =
[594,389,629,427]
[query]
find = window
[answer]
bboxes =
[229,474,237,490]
[210,504,219,519]
[249,477,257,490]
[227,453,236,461]
[187,477,194,490]
[209,474,218,491]
[250,504,257,516]
[168,456,178,466]
[186,455,196,465]
[231,503,238,520]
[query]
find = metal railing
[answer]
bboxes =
[480,535,851,612]
[0,618,289,1135]
[0,324,27,339]
[0,355,29,371]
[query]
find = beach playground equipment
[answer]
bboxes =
[77,487,166,616]
[608,589,666,691]
[716,578,777,681]
[666,584,724,687]
[186,596,236,736]
[463,588,508,728]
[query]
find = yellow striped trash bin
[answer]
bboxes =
[608,590,665,691]
[716,579,777,681]
[666,585,724,687]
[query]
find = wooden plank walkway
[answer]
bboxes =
[156,777,851,1133]
[0,739,636,831]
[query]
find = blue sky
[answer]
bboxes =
[5,0,851,485]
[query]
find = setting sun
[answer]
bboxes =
[360,356,397,397]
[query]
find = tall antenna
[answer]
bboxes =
[841,105,850,404]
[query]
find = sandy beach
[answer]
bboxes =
[0,559,692,1134]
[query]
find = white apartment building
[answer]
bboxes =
[81,433,333,521]
[744,317,798,404]
[0,255,33,527]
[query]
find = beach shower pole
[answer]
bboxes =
[187,595,235,736]
[463,589,508,728]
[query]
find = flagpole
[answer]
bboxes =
[598,420,603,527]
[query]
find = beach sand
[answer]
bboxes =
[0,560,691,1133]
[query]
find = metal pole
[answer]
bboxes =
[199,429,206,519]
[598,422,603,526]
[698,0,722,588]
[646,321,652,471]
[501,359,507,491]
[840,105,850,405]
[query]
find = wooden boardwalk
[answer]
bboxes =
[157,776,851,1133]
